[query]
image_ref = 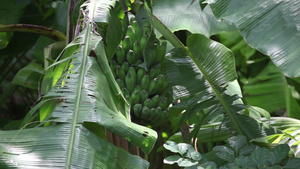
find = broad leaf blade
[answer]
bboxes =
[0,125,149,168]
[209,0,300,77]
[153,0,235,38]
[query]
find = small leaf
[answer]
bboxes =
[178,158,198,167]
[164,155,182,165]
[178,143,190,156]
[239,145,257,156]
[269,144,290,165]
[250,147,271,167]
[228,135,246,153]
[164,141,180,153]
[213,146,235,162]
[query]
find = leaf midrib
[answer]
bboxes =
[65,1,96,168]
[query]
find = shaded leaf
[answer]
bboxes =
[209,0,300,77]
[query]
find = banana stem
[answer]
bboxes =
[0,24,66,41]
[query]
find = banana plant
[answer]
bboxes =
[0,0,156,168]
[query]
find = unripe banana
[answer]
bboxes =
[151,106,163,123]
[140,89,148,103]
[133,104,142,118]
[116,65,126,81]
[110,60,118,72]
[121,87,130,96]
[141,74,150,91]
[140,106,150,119]
[149,64,161,79]
[140,34,148,50]
[151,95,160,108]
[116,79,125,89]
[133,40,142,58]
[147,108,156,122]
[122,36,131,53]
[148,78,158,95]
[126,25,136,46]
[116,45,125,65]
[137,68,146,84]
[121,61,129,74]
[143,98,152,108]
[131,90,140,105]
[134,85,141,93]
[156,41,167,63]
[125,95,131,104]
[131,19,141,40]
[126,50,136,65]
[125,73,135,93]
[158,97,168,109]
[148,43,157,67]
[127,67,136,81]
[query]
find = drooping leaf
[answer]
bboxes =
[0,125,149,169]
[209,0,300,77]
[163,34,279,141]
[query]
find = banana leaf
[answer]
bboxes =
[153,0,235,38]
[209,0,300,77]
[162,34,280,142]
[0,0,156,168]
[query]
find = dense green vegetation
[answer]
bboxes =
[1,0,300,168]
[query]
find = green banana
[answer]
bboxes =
[148,78,158,95]
[151,95,160,108]
[140,74,150,90]
[125,95,131,104]
[136,68,146,84]
[140,106,150,119]
[151,107,163,124]
[127,67,136,81]
[149,64,161,79]
[110,60,117,72]
[131,90,140,105]
[140,89,148,102]
[147,108,156,122]
[125,73,135,93]
[135,85,142,93]
[116,79,125,89]
[126,25,136,46]
[116,65,126,81]
[143,98,152,108]
[154,74,164,93]
[133,104,142,118]
[126,50,136,65]
[121,87,130,96]
[121,61,129,74]
[133,40,142,58]
[140,34,148,50]
[122,36,131,53]
[148,43,157,67]
[131,19,141,40]
[156,41,167,63]
[158,97,168,109]
[116,45,125,65]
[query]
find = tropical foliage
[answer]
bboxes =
[1,0,300,168]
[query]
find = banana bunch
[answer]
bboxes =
[110,18,172,125]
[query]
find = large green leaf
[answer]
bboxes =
[241,62,300,118]
[153,0,235,38]
[0,125,148,168]
[163,34,279,141]
[0,0,156,167]
[209,0,300,77]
